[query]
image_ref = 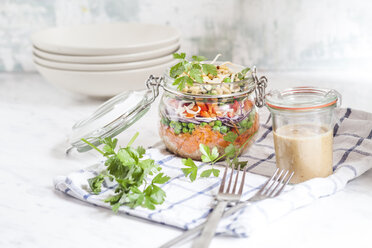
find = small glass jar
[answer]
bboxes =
[265,87,342,183]
[157,63,267,160]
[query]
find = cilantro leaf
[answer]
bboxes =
[202,147,218,163]
[152,172,170,184]
[224,144,236,158]
[192,55,207,62]
[202,64,217,76]
[241,67,250,75]
[211,147,219,160]
[104,192,123,205]
[147,185,166,204]
[127,187,144,208]
[181,158,198,182]
[117,148,136,166]
[223,77,231,83]
[200,168,220,178]
[235,160,248,168]
[223,131,238,143]
[111,202,121,213]
[189,68,204,84]
[184,62,192,72]
[105,156,127,179]
[88,174,105,194]
[212,168,220,177]
[192,63,201,70]
[170,62,185,78]
[173,76,194,91]
[199,144,219,163]
[144,197,156,210]
[137,146,146,158]
[100,137,118,155]
[138,159,156,172]
[173,52,186,59]
[200,169,213,177]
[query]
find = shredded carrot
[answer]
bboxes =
[159,113,260,160]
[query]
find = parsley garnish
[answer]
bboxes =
[181,131,257,181]
[235,67,251,81]
[170,53,252,90]
[82,133,170,212]
[170,53,217,91]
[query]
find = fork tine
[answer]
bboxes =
[225,165,235,193]
[256,168,279,195]
[274,171,294,197]
[263,168,284,195]
[268,170,289,197]
[218,164,229,194]
[238,166,248,195]
[232,164,241,194]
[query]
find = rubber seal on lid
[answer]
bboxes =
[265,86,342,111]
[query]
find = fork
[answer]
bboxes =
[159,168,293,248]
[191,164,247,248]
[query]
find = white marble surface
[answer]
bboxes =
[1,72,372,248]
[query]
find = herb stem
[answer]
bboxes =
[81,138,105,155]
[127,132,139,147]
[213,153,227,164]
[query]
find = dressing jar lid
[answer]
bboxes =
[265,87,342,111]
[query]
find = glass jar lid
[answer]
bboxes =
[265,86,342,111]
[68,82,160,153]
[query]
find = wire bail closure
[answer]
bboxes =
[252,67,267,108]
[146,75,164,104]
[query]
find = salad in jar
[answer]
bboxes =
[159,53,261,160]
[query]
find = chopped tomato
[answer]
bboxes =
[196,102,208,112]
[232,100,240,112]
[200,111,210,117]
[207,103,218,114]
[185,112,195,118]
[227,112,234,118]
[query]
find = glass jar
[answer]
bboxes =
[265,87,342,183]
[157,64,267,160]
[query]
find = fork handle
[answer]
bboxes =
[192,201,228,248]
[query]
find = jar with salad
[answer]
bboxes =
[156,54,267,160]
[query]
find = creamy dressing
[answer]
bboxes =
[273,124,333,184]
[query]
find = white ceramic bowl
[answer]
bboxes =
[33,53,175,71]
[35,61,175,97]
[32,23,180,55]
[32,42,180,64]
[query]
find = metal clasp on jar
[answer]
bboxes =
[252,67,268,108]
[145,75,164,104]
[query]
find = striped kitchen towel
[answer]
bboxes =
[54,108,372,237]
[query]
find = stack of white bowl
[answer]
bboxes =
[32,23,180,97]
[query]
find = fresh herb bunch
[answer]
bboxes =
[82,133,170,212]
[181,131,257,181]
[170,53,217,91]
[170,52,251,91]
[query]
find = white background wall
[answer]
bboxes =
[0,0,371,72]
